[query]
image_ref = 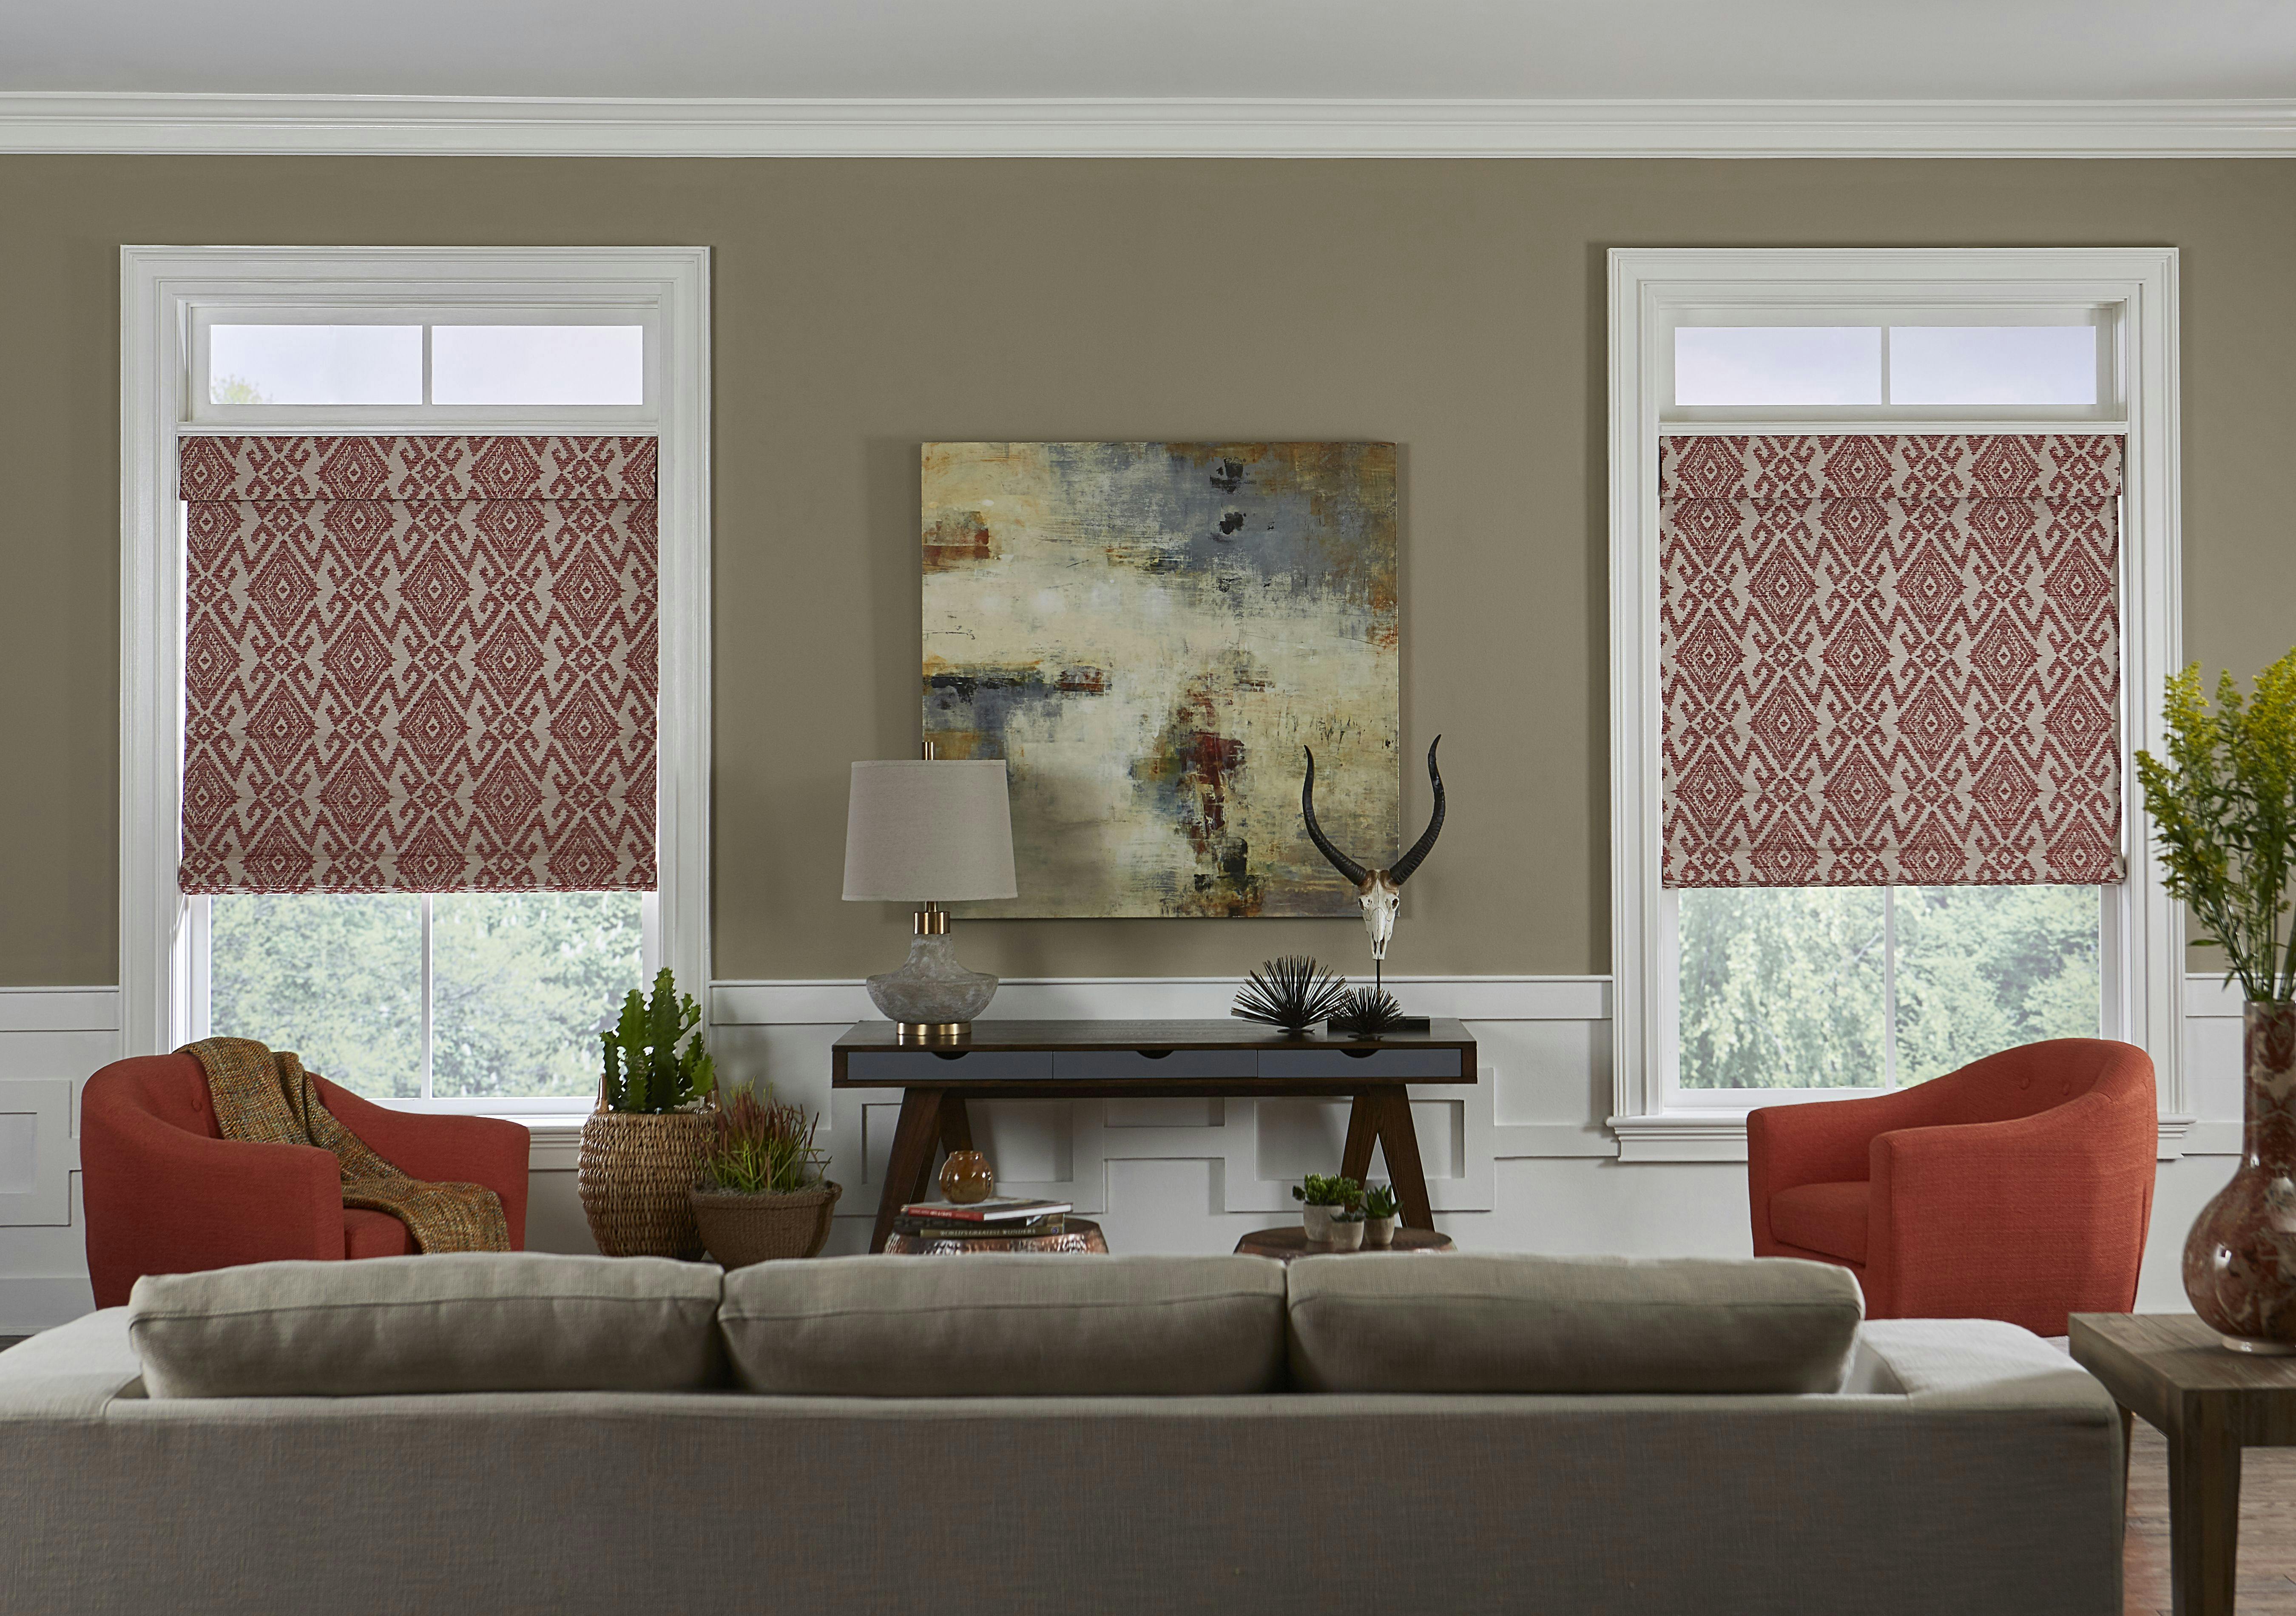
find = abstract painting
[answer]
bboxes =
[922,442,1398,918]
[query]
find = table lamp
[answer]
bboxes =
[842,747,1017,1044]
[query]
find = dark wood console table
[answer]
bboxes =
[832,1020,1478,1254]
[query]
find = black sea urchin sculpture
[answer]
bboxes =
[1233,956,1350,1035]
[1329,986,1409,1039]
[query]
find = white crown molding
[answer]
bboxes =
[2,94,2295,159]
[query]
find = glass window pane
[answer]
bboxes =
[1893,886,2100,1086]
[431,892,645,1099]
[1678,887,1887,1089]
[1888,326,2099,406]
[1674,327,1882,407]
[206,324,422,406]
[430,325,645,406]
[208,895,422,1098]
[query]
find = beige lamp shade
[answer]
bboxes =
[841,759,1018,902]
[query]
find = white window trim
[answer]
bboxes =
[119,246,712,1119]
[1605,247,2185,1163]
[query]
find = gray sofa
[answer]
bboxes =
[0,1252,2124,1615]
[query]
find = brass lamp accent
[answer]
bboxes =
[842,742,1018,1039]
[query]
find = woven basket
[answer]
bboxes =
[690,1181,843,1268]
[577,1108,716,1259]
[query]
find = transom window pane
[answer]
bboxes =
[209,894,423,1098]
[1887,326,2097,406]
[431,325,645,406]
[207,324,422,406]
[1674,326,1882,407]
[431,893,644,1099]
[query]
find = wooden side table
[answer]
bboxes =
[2070,1312,2296,1616]
[1235,1226,1454,1262]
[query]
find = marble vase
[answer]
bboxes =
[2184,1000,2296,1353]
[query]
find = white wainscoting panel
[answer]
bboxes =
[0,973,2261,1328]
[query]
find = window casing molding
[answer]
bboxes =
[1605,247,2184,1162]
[120,246,712,1113]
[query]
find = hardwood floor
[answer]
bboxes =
[2126,1424,2296,1614]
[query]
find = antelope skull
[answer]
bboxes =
[1301,738,1446,963]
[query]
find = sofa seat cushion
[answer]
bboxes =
[720,1254,1287,1396]
[1770,1181,1870,1264]
[341,1209,414,1261]
[128,1253,724,1398]
[1287,1253,1864,1394]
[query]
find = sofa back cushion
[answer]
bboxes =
[1286,1253,1864,1394]
[128,1253,724,1397]
[719,1254,1287,1396]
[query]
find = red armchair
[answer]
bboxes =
[82,1054,529,1308]
[1747,1039,2157,1336]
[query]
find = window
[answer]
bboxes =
[123,249,711,1119]
[1607,249,2185,1159]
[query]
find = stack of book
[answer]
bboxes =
[892,1196,1072,1241]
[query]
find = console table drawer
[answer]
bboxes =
[1053,1050,1259,1080]
[844,1051,1057,1084]
[1257,1048,1466,1080]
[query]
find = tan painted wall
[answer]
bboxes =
[2,156,2291,987]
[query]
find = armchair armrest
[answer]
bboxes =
[1867,1093,2154,1332]
[1747,1085,1948,1254]
[314,1079,531,1248]
[82,1105,341,1306]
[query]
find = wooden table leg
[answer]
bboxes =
[1340,1093,1381,1186]
[2167,1401,2241,1616]
[2120,1405,2135,1511]
[1371,1086,1435,1230]
[937,1093,975,1156]
[870,1087,946,1254]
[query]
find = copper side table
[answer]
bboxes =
[1235,1226,1454,1263]
[2070,1312,2296,1616]
[884,1218,1108,1256]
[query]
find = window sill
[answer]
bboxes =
[1611,1110,2200,1164]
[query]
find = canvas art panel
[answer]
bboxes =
[922,441,1399,918]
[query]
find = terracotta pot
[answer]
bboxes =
[2184,1001,2296,1353]
[939,1150,995,1205]
[1365,1216,1397,1249]
[1301,1204,1336,1243]
[691,1181,843,1268]
[577,1108,715,1259]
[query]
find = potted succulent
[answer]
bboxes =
[577,968,718,1259]
[1292,1173,1362,1245]
[690,1086,840,1268]
[1328,1201,1368,1252]
[1361,1182,1401,1249]
[2138,650,2296,1351]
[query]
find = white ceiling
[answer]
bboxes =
[3,0,2293,102]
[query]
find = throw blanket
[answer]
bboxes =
[182,1037,509,1253]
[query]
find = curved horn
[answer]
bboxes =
[1300,747,1369,888]
[1387,736,1446,886]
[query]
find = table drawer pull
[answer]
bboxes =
[1257,1049,1464,1080]
[1053,1050,1260,1080]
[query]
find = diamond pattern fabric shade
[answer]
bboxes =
[177,436,658,894]
[1658,435,2123,889]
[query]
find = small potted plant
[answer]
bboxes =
[1292,1173,1363,1245]
[1361,1182,1401,1249]
[1328,1200,1368,1252]
[689,1086,841,1268]
[577,968,718,1259]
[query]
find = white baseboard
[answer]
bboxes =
[710,974,1610,1026]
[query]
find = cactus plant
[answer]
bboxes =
[600,968,716,1113]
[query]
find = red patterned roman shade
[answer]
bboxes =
[177,435,658,894]
[1659,434,2123,889]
